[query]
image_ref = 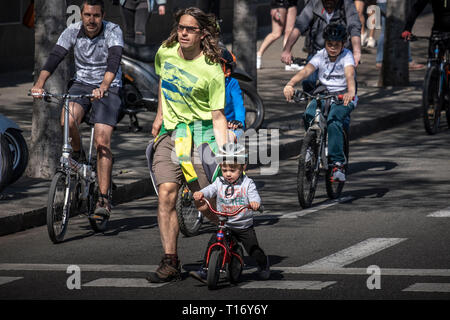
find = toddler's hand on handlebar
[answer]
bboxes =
[249,201,260,211]
[193,191,204,201]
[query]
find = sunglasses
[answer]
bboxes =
[177,24,201,34]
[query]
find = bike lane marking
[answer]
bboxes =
[83,278,168,288]
[296,238,407,269]
[402,283,450,293]
[427,207,450,217]
[241,280,336,290]
[0,276,23,286]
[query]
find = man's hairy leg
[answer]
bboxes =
[94,123,114,196]
[157,182,180,254]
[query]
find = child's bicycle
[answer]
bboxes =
[293,89,350,208]
[200,198,262,290]
[29,91,112,243]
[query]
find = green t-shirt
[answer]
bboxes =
[155,43,226,130]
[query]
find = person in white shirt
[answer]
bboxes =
[283,23,356,182]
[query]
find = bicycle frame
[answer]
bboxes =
[203,199,248,270]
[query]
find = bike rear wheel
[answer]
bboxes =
[240,82,265,131]
[176,183,203,237]
[207,249,224,290]
[47,171,71,244]
[325,130,349,199]
[297,130,320,208]
[423,65,443,135]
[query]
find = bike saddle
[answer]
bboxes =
[123,41,159,63]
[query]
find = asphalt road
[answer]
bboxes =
[1,118,449,313]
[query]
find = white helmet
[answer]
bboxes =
[216,143,247,164]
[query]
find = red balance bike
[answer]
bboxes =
[201,198,262,290]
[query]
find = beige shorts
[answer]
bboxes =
[152,133,210,192]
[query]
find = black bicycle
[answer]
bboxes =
[410,33,450,134]
[293,89,350,208]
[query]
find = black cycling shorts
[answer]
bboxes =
[270,0,297,9]
[68,81,122,127]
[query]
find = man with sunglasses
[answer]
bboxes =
[146,7,228,283]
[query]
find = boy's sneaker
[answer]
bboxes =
[257,256,271,280]
[331,162,346,182]
[147,255,181,283]
[256,55,262,70]
[189,266,207,284]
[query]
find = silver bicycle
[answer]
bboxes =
[30,91,111,243]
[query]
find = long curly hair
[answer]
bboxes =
[163,7,221,64]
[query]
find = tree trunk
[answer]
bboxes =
[232,0,257,88]
[379,0,409,86]
[27,0,70,178]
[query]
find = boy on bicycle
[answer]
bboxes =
[283,23,356,181]
[189,143,270,283]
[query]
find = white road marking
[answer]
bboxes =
[298,238,407,269]
[83,278,167,288]
[403,283,450,293]
[427,207,450,217]
[241,280,336,290]
[0,263,156,272]
[270,267,450,277]
[0,276,23,286]
[254,196,355,220]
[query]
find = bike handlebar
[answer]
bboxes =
[28,91,109,99]
[293,89,353,103]
[292,57,308,66]
[202,198,263,216]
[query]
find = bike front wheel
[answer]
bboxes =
[176,183,203,237]
[423,65,443,135]
[297,130,320,208]
[47,171,71,244]
[207,248,224,290]
[240,82,265,131]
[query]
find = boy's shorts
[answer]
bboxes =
[152,133,210,192]
[68,81,122,127]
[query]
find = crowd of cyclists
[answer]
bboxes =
[27,0,449,284]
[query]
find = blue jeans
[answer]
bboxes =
[376,2,412,64]
[303,99,355,164]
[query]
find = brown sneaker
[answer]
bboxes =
[92,194,111,220]
[147,256,181,283]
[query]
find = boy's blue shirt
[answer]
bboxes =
[224,77,246,129]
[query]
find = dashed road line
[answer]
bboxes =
[0,276,23,286]
[241,280,336,290]
[403,283,450,293]
[297,238,407,269]
[83,278,167,288]
[427,207,450,217]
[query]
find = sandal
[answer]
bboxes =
[92,193,111,219]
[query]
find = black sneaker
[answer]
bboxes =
[147,256,181,283]
[257,256,271,280]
